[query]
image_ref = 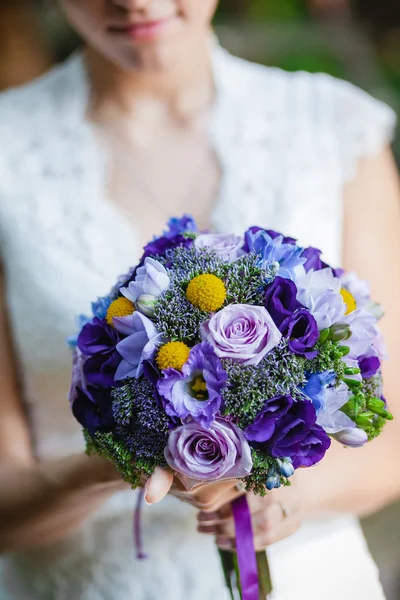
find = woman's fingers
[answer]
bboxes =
[216,512,300,551]
[144,468,174,504]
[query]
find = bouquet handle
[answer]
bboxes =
[219,495,273,600]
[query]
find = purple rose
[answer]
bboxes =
[68,348,87,406]
[78,318,122,388]
[143,234,193,259]
[301,247,328,272]
[264,277,300,330]
[358,355,380,379]
[164,418,253,489]
[201,304,282,366]
[72,385,114,436]
[158,342,227,427]
[266,401,331,468]
[244,395,294,443]
[194,233,244,262]
[281,309,319,359]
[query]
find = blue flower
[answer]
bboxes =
[92,296,112,320]
[300,371,336,413]
[244,229,306,280]
[166,215,198,237]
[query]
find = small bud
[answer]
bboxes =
[355,412,375,429]
[367,398,393,420]
[328,324,351,342]
[136,294,157,318]
[344,367,361,376]
[276,458,295,478]
[338,346,350,356]
[318,329,330,344]
[333,427,368,448]
[266,467,281,490]
[342,377,362,389]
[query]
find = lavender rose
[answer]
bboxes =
[165,418,253,488]
[194,233,244,262]
[201,304,282,366]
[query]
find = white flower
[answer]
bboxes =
[296,268,346,330]
[120,258,170,303]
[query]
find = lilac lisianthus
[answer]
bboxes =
[77,318,122,388]
[114,312,162,380]
[157,342,227,427]
[296,268,346,330]
[72,385,114,436]
[194,233,244,262]
[67,314,93,348]
[281,309,319,358]
[244,395,294,443]
[264,277,300,329]
[316,383,356,434]
[344,309,379,358]
[68,348,88,406]
[243,227,297,249]
[333,427,368,448]
[120,258,170,304]
[265,401,331,468]
[244,229,306,280]
[164,418,253,489]
[201,304,282,366]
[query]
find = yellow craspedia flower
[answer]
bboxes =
[106,297,135,327]
[156,341,191,371]
[340,288,357,315]
[186,274,226,312]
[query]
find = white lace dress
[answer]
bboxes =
[0,45,396,600]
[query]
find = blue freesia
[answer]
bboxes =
[166,215,198,237]
[92,296,112,320]
[301,371,336,413]
[245,229,306,280]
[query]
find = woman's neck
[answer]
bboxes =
[85,32,215,124]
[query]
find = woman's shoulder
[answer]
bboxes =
[0,54,85,149]
[218,48,397,177]
[223,48,395,129]
[0,54,87,191]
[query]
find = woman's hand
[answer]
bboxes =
[197,485,302,552]
[145,469,245,512]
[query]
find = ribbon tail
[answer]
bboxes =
[232,495,260,600]
[133,489,148,560]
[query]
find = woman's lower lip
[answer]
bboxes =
[112,18,178,41]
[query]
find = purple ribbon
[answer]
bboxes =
[134,489,148,560]
[232,495,259,600]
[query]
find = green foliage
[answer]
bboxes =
[243,449,290,496]
[222,340,306,428]
[307,340,347,383]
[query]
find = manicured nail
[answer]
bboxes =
[144,479,152,505]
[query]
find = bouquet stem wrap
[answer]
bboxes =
[219,495,273,600]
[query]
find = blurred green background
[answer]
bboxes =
[0,0,399,597]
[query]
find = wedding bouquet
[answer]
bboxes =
[68,216,392,600]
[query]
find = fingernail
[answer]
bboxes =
[144,479,152,505]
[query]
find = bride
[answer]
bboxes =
[0,1,399,598]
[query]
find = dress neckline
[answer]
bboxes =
[66,42,233,251]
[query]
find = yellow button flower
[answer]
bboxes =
[340,288,357,315]
[106,297,135,327]
[186,274,226,312]
[156,341,191,371]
